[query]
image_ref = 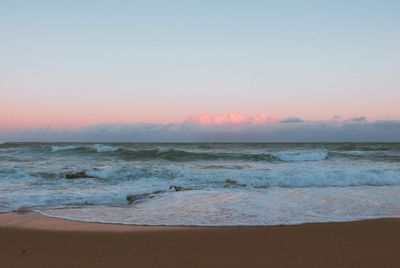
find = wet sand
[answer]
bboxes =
[1,212,400,268]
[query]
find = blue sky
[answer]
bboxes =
[1,1,399,141]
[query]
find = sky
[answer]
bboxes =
[1,0,400,141]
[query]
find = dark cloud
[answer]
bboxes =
[347,116,368,123]
[280,117,304,123]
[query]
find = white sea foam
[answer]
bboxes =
[386,151,400,157]
[70,164,400,189]
[3,165,400,225]
[272,149,328,162]
[160,165,400,188]
[92,144,120,153]
[41,186,400,226]
[2,164,400,214]
[51,145,79,152]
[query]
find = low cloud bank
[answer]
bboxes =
[1,115,400,142]
[280,117,304,123]
[185,113,277,125]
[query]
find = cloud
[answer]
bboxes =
[347,116,368,123]
[185,113,277,125]
[1,115,400,142]
[280,117,304,123]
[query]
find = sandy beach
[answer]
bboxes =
[0,212,399,267]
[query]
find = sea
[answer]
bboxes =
[1,142,400,226]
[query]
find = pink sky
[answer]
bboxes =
[0,110,395,131]
[1,1,400,132]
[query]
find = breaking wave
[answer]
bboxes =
[83,165,400,188]
[51,145,80,152]
[92,144,121,153]
[272,149,328,162]
[51,144,121,153]
[50,144,329,162]
[117,148,328,162]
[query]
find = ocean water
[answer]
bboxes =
[1,142,400,226]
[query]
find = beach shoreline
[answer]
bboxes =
[1,212,400,267]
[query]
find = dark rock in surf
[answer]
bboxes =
[127,194,147,204]
[65,171,94,179]
[224,178,247,187]
[169,185,185,192]
[127,190,166,204]
[152,190,166,195]
[224,178,238,185]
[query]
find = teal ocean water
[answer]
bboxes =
[1,142,400,226]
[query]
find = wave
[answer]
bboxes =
[51,144,121,153]
[272,149,328,162]
[334,144,394,151]
[264,169,400,187]
[50,144,328,162]
[92,144,121,153]
[165,166,400,188]
[6,166,400,214]
[331,150,400,159]
[0,141,5,145]
[3,164,400,213]
[15,143,400,162]
[118,148,277,161]
[51,145,80,152]
[119,148,329,162]
[54,165,400,188]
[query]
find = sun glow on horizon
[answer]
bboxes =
[185,113,279,125]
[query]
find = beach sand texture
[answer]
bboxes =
[1,212,400,268]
